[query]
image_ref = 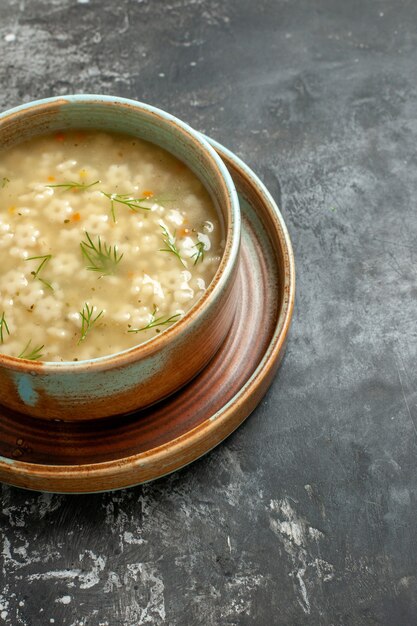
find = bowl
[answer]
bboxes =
[0,95,240,421]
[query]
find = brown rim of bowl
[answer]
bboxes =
[0,95,241,372]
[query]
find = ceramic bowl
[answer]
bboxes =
[0,95,240,421]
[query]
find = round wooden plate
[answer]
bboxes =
[0,139,295,493]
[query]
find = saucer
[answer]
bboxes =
[0,138,295,493]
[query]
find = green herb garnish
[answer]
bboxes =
[47,180,100,191]
[78,303,104,344]
[159,225,186,267]
[150,192,176,204]
[0,312,10,344]
[1,177,10,188]
[37,278,53,290]
[192,240,205,265]
[26,255,53,291]
[80,232,123,275]
[128,305,181,333]
[18,340,44,360]
[26,254,51,278]
[101,193,151,222]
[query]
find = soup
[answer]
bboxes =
[0,131,223,361]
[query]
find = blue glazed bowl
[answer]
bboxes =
[0,95,240,421]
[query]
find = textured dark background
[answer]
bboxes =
[1,0,417,624]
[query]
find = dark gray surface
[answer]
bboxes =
[1,0,417,624]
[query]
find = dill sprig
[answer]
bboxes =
[38,278,53,290]
[128,305,181,333]
[0,312,10,344]
[192,240,205,265]
[18,340,44,360]
[1,177,10,188]
[26,254,51,278]
[47,180,100,191]
[78,303,104,344]
[80,232,123,275]
[159,225,186,267]
[26,255,53,291]
[101,193,151,222]
[150,192,176,204]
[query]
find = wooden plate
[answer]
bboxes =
[0,139,295,493]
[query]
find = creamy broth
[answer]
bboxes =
[0,131,223,361]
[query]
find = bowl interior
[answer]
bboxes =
[0,96,239,368]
